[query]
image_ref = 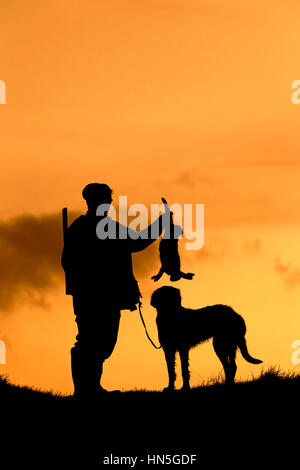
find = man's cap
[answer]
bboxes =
[82,183,113,204]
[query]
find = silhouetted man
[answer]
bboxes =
[61,183,167,397]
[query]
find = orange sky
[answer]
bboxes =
[0,0,300,393]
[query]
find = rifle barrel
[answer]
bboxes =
[62,207,68,243]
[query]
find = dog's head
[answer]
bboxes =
[150,286,182,312]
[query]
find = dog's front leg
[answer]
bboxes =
[163,348,176,391]
[179,348,190,390]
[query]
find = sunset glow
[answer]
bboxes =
[1,0,300,393]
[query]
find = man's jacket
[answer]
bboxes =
[61,212,163,311]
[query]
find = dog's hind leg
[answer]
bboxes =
[218,353,232,384]
[179,348,190,391]
[163,348,176,391]
[228,348,237,383]
[213,338,233,384]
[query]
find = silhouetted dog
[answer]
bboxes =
[150,286,262,390]
[151,198,194,282]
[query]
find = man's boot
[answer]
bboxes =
[71,347,84,397]
[96,360,107,393]
[71,348,107,397]
[71,347,97,398]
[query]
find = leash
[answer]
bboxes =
[138,301,162,350]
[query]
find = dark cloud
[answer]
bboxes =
[0,212,159,312]
[170,171,213,188]
[171,171,197,188]
[191,234,231,260]
[244,238,262,255]
[274,257,300,288]
[0,213,67,311]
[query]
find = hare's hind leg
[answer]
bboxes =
[151,267,164,282]
[180,271,195,280]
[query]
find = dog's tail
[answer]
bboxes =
[239,337,262,364]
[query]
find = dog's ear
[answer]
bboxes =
[150,289,161,309]
[170,288,182,308]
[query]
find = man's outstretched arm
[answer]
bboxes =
[127,213,169,252]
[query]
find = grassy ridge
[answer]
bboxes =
[1,366,299,399]
[0,369,299,467]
